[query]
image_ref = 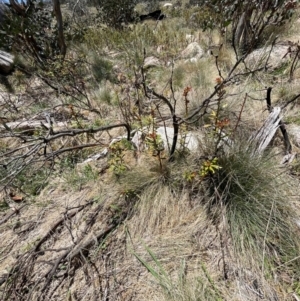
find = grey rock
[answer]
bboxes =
[287,124,300,147]
[131,127,202,153]
[245,44,290,71]
[144,56,161,68]
[156,126,201,152]
[181,42,204,62]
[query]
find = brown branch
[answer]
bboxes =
[148,88,179,161]
[180,51,270,126]
[45,143,101,158]
[32,72,100,114]
[213,45,225,81]
[141,50,178,161]
[141,89,176,159]
[53,0,66,58]
[281,93,300,110]
[39,223,117,297]
[67,224,116,262]
[34,201,93,252]
[233,93,248,135]
[42,123,131,143]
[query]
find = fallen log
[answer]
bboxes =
[0,120,68,133]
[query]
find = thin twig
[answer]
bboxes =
[34,201,94,252]
[233,93,248,135]
[281,92,300,110]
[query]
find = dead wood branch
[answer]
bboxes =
[0,190,136,301]
[0,204,27,225]
[45,143,101,158]
[249,87,292,156]
[249,106,281,154]
[37,207,125,299]
[42,123,131,143]
[37,223,119,298]
[0,120,68,133]
[0,122,131,191]
[281,92,300,110]
[53,0,66,58]
[266,87,292,155]
[34,200,94,252]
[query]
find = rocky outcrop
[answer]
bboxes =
[245,42,293,71]
[181,42,204,62]
[286,124,300,148]
[156,126,201,152]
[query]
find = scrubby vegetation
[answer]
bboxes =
[1,0,300,300]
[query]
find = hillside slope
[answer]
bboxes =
[1,1,300,300]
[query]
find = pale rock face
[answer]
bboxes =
[245,44,291,70]
[189,57,198,63]
[286,124,300,147]
[180,42,204,62]
[185,34,195,43]
[143,56,161,68]
[131,127,202,153]
[156,126,200,152]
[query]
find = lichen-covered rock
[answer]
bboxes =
[245,43,292,71]
[181,42,204,62]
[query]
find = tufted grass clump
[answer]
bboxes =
[91,56,115,83]
[208,143,300,276]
